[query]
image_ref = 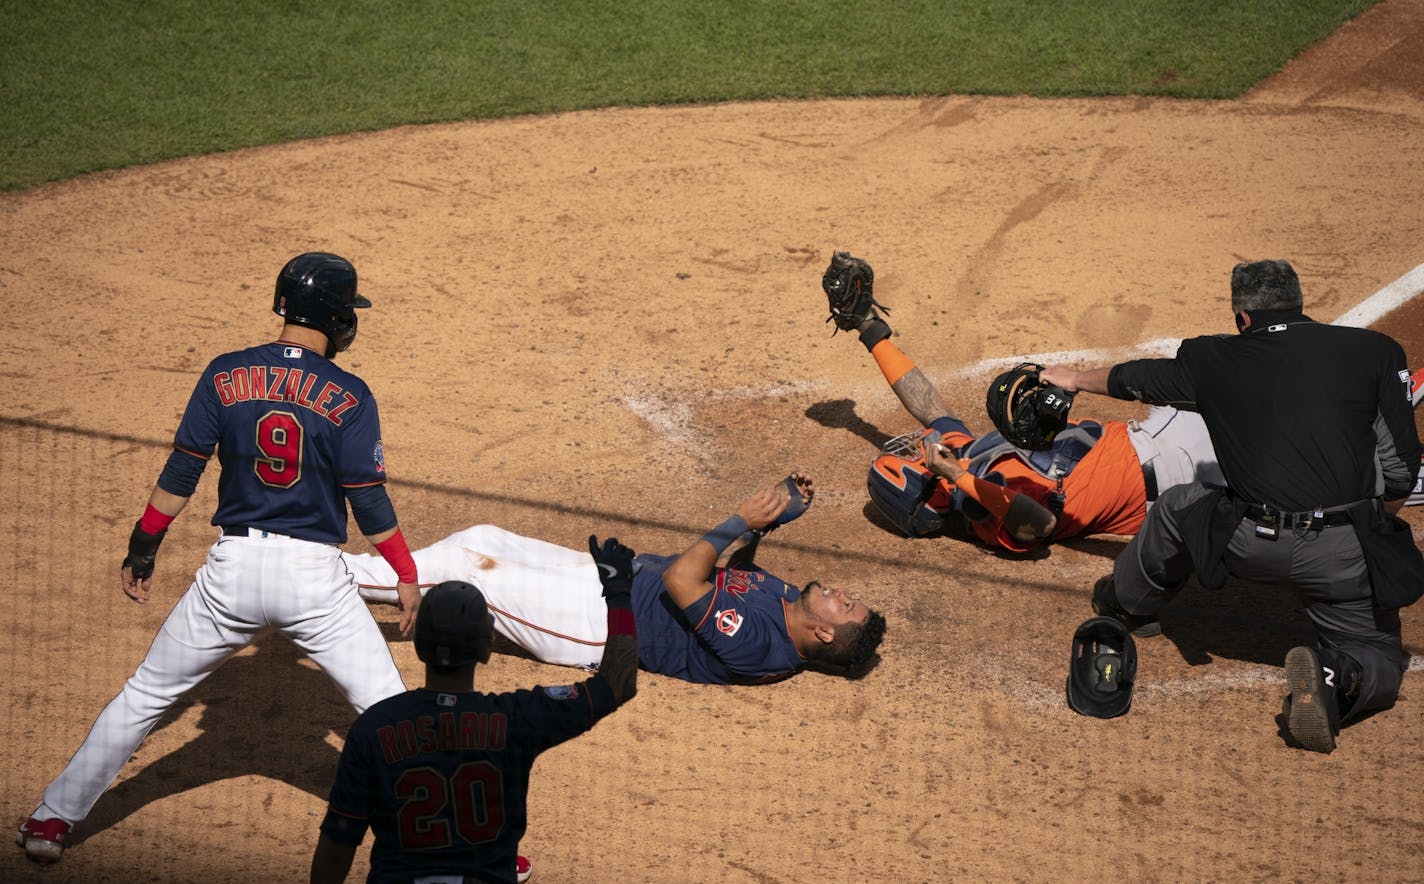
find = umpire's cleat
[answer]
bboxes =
[1284,646,1339,753]
[17,816,71,864]
[516,853,533,883]
[1090,576,1161,638]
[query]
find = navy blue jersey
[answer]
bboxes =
[170,342,386,543]
[321,681,617,884]
[631,555,805,684]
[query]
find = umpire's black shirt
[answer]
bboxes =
[1107,307,1419,512]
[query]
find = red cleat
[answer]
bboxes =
[17,816,71,864]
[516,853,533,883]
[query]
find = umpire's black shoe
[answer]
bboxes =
[1284,646,1340,754]
[1090,576,1161,638]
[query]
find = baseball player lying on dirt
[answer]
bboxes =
[821,251,1226,554]
[346,472,887,685]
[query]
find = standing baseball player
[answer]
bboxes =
[820,251,1223,567]
[17,252,422,864]
[346,472,887,684]
[310,538,639,884]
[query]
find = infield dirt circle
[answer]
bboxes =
[4,3,1424,881]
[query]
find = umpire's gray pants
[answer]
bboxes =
[1111,482,1407,722]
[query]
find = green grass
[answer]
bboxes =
[0,0,1377,191]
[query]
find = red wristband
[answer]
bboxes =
[139,503,176,535]
[374,529,418,585]
[607,607,637,638]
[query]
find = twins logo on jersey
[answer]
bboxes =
[715,609,744,636]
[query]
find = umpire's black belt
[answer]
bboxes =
[1141,461,1160,502]
[1242,504,1354,529]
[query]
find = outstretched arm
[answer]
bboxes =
[822,251,958,429]
[588,536,640,706]
[721,472,814,569]
[662,483,791,610]
[852,313,959,429]
[886,357,957,429]
[1039,365,1112,395]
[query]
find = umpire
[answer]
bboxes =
[1042,259,1422,753]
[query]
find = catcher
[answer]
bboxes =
[821,250,1225,565]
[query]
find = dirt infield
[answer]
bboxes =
[4,2,1424,881]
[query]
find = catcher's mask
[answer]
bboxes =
[866,430,955,537]
[415,581,495,668]
[985,363,1075,451]
[273,252,371,357]
[1066,616,1137,719]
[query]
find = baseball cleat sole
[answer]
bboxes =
[1285,647,1336,754]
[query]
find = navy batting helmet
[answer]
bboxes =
[415,581,495,668]
[866,430,955,537]
[272,252,371,356]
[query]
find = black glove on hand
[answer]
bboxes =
[588,535,635,605]
[123,520,166,580]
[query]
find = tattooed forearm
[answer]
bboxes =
[891,367,956,427]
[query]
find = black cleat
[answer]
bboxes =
[1090,576,1161,637]
[1284,646,1340,753]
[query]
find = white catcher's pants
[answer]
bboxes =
[345,524,608,670]
[1125,405,1224,499]
[37,530,406,825]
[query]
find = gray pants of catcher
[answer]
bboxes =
[1111,481,1407,722]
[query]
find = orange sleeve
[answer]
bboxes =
[952,471,1017,520]
[870,339,916,386]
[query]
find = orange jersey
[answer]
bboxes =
[941,420,1147,552]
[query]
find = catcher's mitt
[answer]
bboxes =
[822,251,890,334]
[986,363,1075,451]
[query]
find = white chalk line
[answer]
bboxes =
[1332,262,1424,328]
[624,260,1424,425]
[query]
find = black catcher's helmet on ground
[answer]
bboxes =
[273,252,371,356]
[415,581,495,668]
[1065,616,1137,719]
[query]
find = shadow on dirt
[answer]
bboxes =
[1144,579,1319,668]
[804,398,893,449]
[72,637,354,847]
